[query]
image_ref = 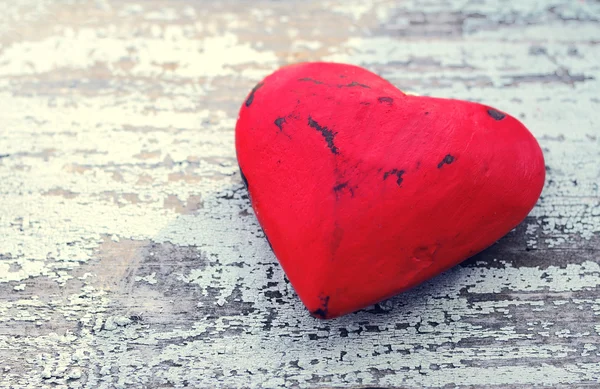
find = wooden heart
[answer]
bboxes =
[235,62,545,319]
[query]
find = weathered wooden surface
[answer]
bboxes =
[1,0,599,388]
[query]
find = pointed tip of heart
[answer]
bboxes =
[309,308,329,320]
[307,295,333,320]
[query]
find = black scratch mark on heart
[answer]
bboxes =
[333,182,348,192]
[310,295,330,319]
[339,81,370,89]
[274,114,296,139]
[299,78,370,89]
[263,232,274,252]
[383,169,405,186]
[245,82,264,107]
[487,109,506,120]
[239,166,249,189]
[308,116,339,154]
[333,181,355,199]
[298,77,324,85]
[437,154,455,168]
[360,102,371,106]
[378,97,393,104]
[274,117,286,131]
[241,168,272,251]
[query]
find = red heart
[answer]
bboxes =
[235,62,545,319]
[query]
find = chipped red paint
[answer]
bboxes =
[235,62,545,319]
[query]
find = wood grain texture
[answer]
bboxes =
[0,0,599,388]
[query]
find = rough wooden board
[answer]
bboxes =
[0,0,599,388]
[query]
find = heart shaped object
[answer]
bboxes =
[235,62,545,319]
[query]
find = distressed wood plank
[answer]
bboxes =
[0,0,599,388]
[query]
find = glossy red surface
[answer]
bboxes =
[235,62,545,319]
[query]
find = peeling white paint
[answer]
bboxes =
[0,29,277,79]
[135,272,157,285]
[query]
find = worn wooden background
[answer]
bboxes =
[1,0,599,388]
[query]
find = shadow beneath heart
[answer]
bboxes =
[72,176,553,386]
[182,179,548,337]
